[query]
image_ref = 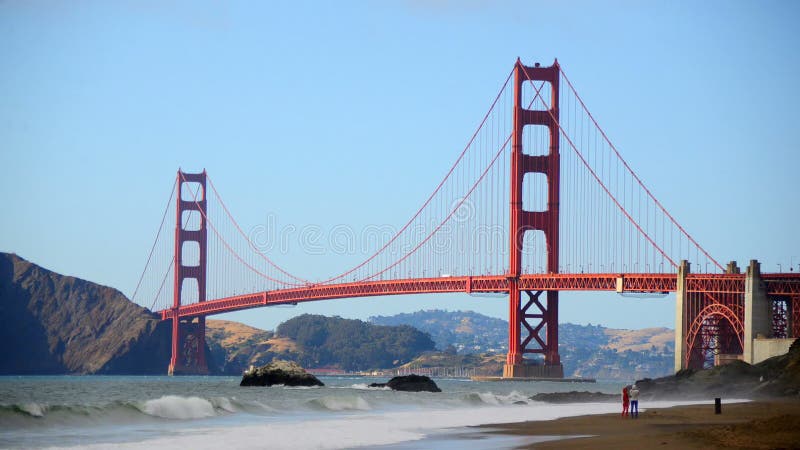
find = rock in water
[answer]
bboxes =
[369,374,441,392]
[240,360,324,387]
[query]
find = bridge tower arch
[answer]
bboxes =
[168,170,209,375]
[504,59,564,378]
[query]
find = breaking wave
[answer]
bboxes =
[307,395,372,411]
[0,395,272,427]
[461,390,532,405]
[138,395,216,419]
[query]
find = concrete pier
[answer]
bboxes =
[744,260,771,364]
[503,363,564,379]
[673,260,690,372]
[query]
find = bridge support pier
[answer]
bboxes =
[677,260,748,371]
[168,316,208,375]
[673,260,690,373]
[676,259,798,370]
[744,260,770,364]
[504,289,563,378]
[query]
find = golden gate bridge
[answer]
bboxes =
[131,59,800,376]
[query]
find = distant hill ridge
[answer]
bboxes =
[371,309,675,380]
[370,309,508,354]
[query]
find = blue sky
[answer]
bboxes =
[1,1,798,331]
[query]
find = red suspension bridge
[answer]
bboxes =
[132,59,800,376]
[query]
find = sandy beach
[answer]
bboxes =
[481,399,800,449]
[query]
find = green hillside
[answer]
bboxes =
[276,314,436,371]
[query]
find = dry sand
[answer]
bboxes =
[481,399,800,449]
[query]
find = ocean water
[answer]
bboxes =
[0,376,702,449]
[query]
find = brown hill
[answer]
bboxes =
[205,319,299,375]
[603,327,673,353]
[0,252,173,374]
[206,319,273,348]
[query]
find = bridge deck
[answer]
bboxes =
[159,273,800,319]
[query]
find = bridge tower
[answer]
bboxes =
[168,170,209,375]
[504,59,564,378]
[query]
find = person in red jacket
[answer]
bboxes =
[621,386,630,417]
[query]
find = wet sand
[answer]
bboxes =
[481,399,800,449]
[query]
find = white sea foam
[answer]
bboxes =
[19,402,47,417]
[59,400,716,450]
[348,383,390,390]
[138,395,217,420]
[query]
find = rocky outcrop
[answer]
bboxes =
[529,391,617,403]
[636,338,800,400]
[636,361,761,400]
[751,338,800,397]
[0,252,179,374]
[240,360,324,387]
[369,374,441,392]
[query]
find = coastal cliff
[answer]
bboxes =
[0,252,174,374]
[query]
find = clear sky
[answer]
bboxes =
[1,1,798,331]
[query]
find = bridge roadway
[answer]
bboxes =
[160,273,800,320]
